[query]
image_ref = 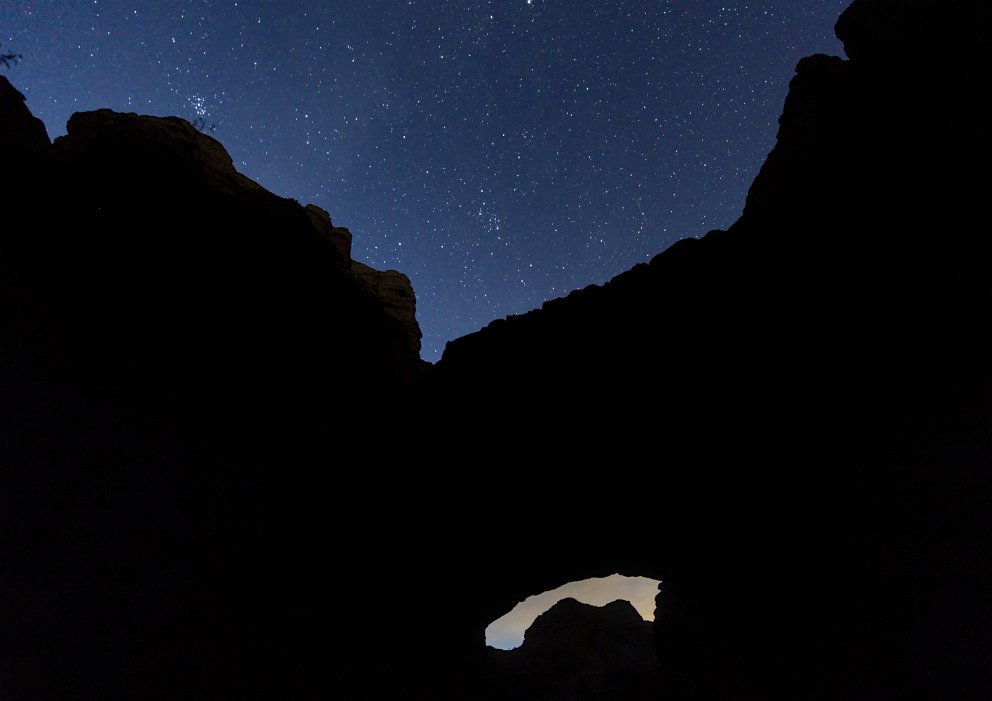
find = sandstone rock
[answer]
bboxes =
[304,203,352,262]
[302,204,421,353]
[352,261,422,355]
[429,1,992,698]
[0,99,425,700]
[58,109,267,197]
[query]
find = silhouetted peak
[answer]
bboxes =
[433,2,992,695]
[58,109,267,197]
[305,203,353,262]
[0,75,50,175]
[836,0,990,72]
[47,106,425,365]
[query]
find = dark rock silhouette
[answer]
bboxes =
[484,599,662,701]
[0,87,424,700]
[352,262,423,355]
[2,0,992,699]
[429,0,992,698]
[0,76,49,179]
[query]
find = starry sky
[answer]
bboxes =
[2,1,850,361]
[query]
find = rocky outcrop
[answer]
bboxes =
[58,108,268,196]
[352,262,422,355]
[428,1,992,699]
[0,76,50,176]
[4,105,423,402]
[484,599,662,701]
[300,202,423,351]
[0,98,424,700]
[834,0,991,68]
[305,203,352,262]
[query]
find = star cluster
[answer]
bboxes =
[3,1,850,360]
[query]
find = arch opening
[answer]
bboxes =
[485,574,661,650]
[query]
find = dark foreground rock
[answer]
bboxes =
[429,0,992,698]
[2,0,991,699]
[484,599,662,701]
[0,89,424,700]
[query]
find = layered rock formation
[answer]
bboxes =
[484,599,662,701]
[0,97,424,410]
[304,201,422,353]
[0,87,424,700]
[427,0,992,698]
[352,262,422,355]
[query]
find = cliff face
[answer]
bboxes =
[1,97,424,418]
[0,87,424,700]
[352,262,422,355]
[0,76,49,173]
[428,0,992,699]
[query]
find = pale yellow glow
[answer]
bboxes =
[485,574,660,650]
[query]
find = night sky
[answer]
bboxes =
[3,1,850,361]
